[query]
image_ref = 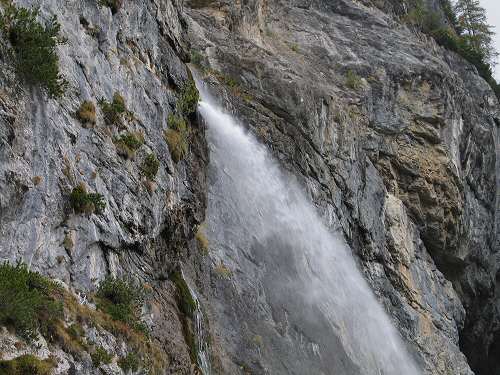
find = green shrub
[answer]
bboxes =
[141,153,160,180]
[165,114,189,163]
[98,0,123,14]
[70,183,106,215]
[98,92,128,126]
[176,80,199,116]
[0,354,55,375]
[76,100,96,127]
[430,27,460,51]
[0,6,67,97]
[345,69,362,90]
[0,262,63,342]
[96,277,145,330]
[113,131,144,159]
[91,346,113,367]
[118,352,140,373]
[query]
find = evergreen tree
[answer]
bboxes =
[454,0,497,64]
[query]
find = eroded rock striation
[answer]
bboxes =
[0,0,498,374]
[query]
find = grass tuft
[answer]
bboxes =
[165,114,189,163]
[76,100,96,127]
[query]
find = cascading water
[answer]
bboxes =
[196,79,421,375]
[183,271,211,375]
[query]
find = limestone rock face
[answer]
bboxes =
[0,0,208,373]
[185,0,499,374]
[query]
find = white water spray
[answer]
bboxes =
[197,81,421,374]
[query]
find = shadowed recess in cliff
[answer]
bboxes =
[196,79,422,375]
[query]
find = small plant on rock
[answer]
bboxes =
[195,225,209,254]
[113,131,144,159]
[69,183,106,215]
[0,5,67,97]
[165,114,189,163]
[189,50,204,67]
[76,100,96,127]
[98,92,128,126]
[141,153,160,180]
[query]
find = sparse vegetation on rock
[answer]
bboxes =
[177,80,200,117]
[69,183,106,215]
[118,352,141,373]
[98,92,129,126]
[95,276,146,333]
[141,153,160,180]
[113,131,144,159]
[76,100,97,127]
[165,114,189,163]
[345,69,362,90]
[91,346,113,367]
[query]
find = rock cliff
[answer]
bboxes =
[0,0,498,374]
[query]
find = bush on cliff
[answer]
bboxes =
[70,183,106,215]
[0,5,67,97]
[0,262,63,342]
[95,277,146,332]
[99,92,129,126]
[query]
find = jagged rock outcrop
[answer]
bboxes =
[185,0,499,374]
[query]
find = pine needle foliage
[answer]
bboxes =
[0,6,67,97]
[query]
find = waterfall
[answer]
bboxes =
[196,80,421,375]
